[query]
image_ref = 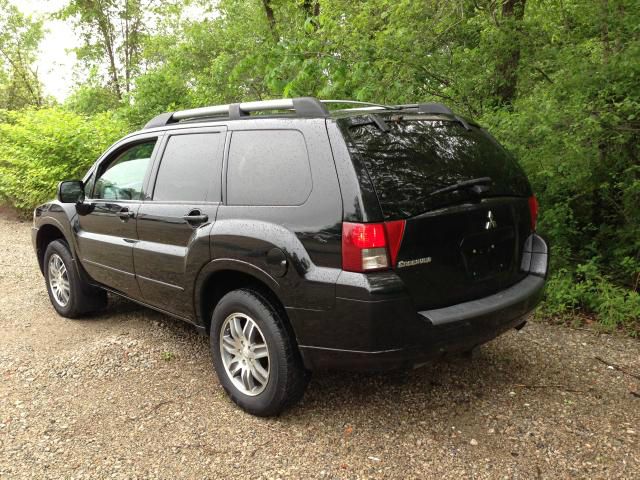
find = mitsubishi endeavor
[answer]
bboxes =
[32,97,548,416]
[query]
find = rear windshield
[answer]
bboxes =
[343,118,531,219]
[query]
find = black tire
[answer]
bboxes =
[43,240,107,318]
[210,288,309,416]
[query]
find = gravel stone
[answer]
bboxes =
[0,214,639,479]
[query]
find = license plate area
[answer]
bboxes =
[460,227,515,281]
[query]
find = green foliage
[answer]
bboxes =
[478,0,640,330]
[0,108,127,213]
[0,0,638,331]
[0,0,44,108]
[64,80,121,115]
[161,351,175,362]
[540,262,640,335]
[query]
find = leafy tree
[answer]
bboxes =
[0,0,44,109]
[58,0,185,102]
[64,70,121,115]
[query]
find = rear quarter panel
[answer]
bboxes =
[209,118,343,311]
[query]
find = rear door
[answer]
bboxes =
[76,136,160,299]
[341,115,533,310]
[134,127,226,318]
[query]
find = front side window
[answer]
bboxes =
[227,130,312,206]
[94,140,156,201]
[153,132,224,202]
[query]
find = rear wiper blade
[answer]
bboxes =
[430,177,492,196]
[348,114,390,132]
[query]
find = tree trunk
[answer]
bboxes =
[302,0,320,18]
[495,0,526,106]
[96,15,122,100]
[124,0,130,94]
[0,48,42,107]
[262,0,277,38]
[302,0,320,30]
[601,0,611,64]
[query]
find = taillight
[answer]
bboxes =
[528,195,539,231]
[342,220,406,272]
[384,220,405,266]
[342,222,387,272]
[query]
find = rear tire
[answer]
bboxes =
[43,240,107,318]
[210,288,308,416]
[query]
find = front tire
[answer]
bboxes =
[210,289,308,416]
[43,240,107,318]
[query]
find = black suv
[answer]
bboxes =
[32,97,548,416]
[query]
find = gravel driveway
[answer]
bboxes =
[0,214,638,479]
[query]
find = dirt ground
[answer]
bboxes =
[0,214,638,479]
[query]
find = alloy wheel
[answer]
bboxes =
[48,253,70,307]
[219,313,270,396]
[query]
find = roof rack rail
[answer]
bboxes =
[392,102,451,113]
[320,100,394,110]
[144,97,329,129]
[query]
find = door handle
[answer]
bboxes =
[118,208,135,220]
[183,211,208,225]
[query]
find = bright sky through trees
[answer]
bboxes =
[13,0,78,101]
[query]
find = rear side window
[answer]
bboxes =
[344,118,531,219]
[227,130,312,206]
[153,132,224,202]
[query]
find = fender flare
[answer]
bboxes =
[193,258,282,325]
[36,215,93,286]
[35,216,75,263]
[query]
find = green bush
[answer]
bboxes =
[0,107,127,214]
[539,262,640,336]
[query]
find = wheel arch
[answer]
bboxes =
[35,222,68,273]
[195,260,297,341]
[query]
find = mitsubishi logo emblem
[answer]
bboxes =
[485,210,497,230]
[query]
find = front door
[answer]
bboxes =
[76,137,160,299]
[134,128,226,318]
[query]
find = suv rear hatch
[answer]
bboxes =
[340,113,534,310]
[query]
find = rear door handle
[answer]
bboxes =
[118,208,135,220]
[183,211,208,225]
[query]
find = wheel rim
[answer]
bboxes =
[219,313,270,396]
[48,253,70,307]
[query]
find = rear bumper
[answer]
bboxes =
[296,233,548,371]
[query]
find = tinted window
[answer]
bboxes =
[227,130,312,206]
[344,118,531,219]
[94,140,156,200]
[153,133,223,202]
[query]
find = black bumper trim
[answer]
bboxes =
[294,233,548,371]
[419,274,545,326]
[298,345,403,355]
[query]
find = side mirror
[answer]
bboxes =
[57,180,85,204]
